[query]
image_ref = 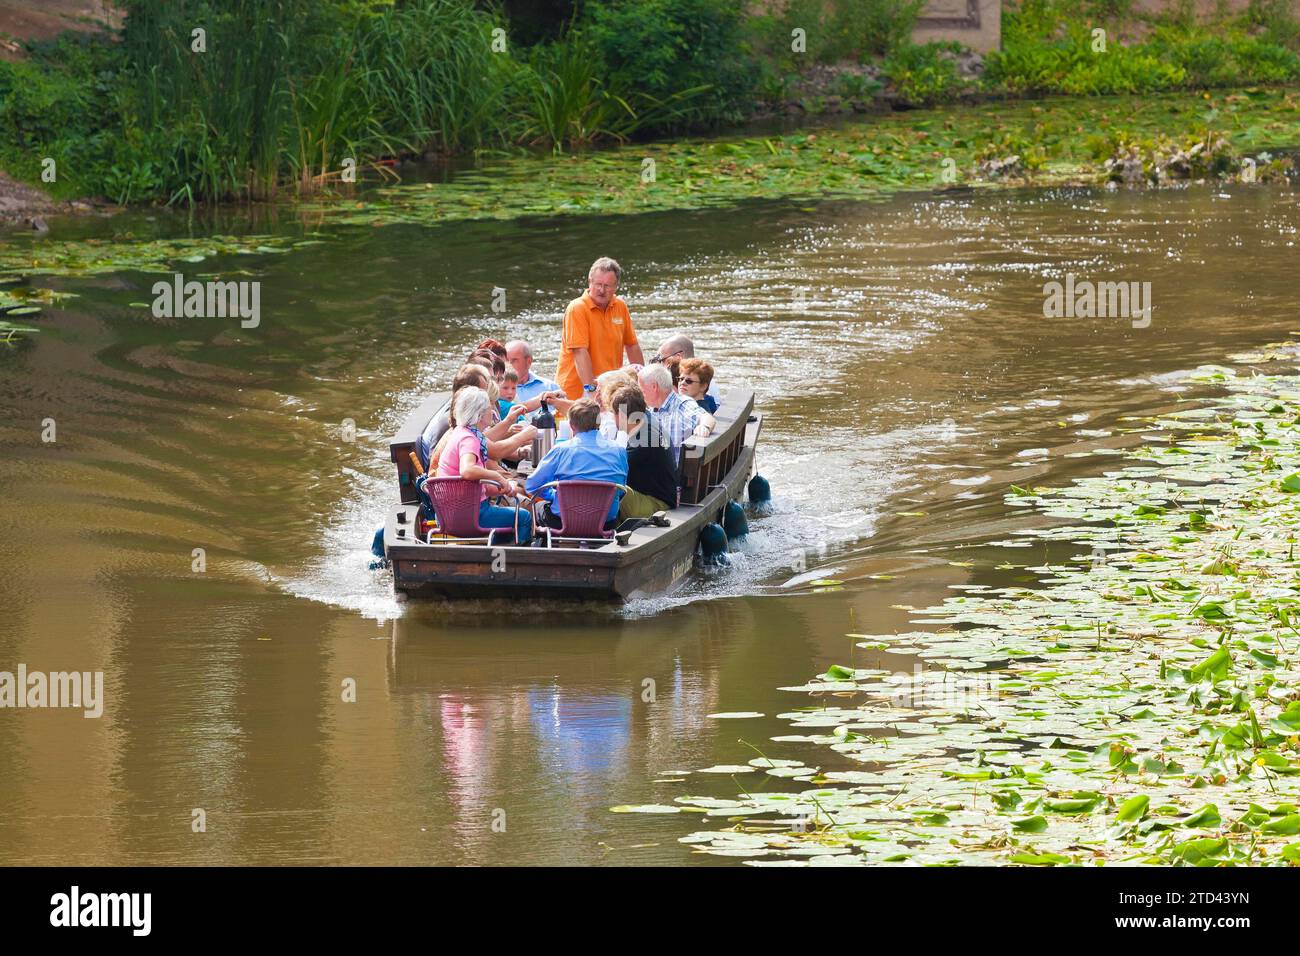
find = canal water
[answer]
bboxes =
[0,180,1296,864]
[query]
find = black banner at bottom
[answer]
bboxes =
[0,864,1275,940]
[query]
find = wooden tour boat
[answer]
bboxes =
[383,388,764,601]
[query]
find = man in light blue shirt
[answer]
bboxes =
[525,397,627,524]
[507,339,561,413]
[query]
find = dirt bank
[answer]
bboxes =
[0,0,119,62]
[0,170,112,227]
[0,1,120,222]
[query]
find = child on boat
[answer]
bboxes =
[498,368,526,421]
[499,367,567,424]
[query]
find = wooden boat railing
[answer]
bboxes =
[389,392,450,505]
[677,388,754,505]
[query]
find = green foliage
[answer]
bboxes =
[0,33,127,199]
[820,0,926,59]
[746,0,924,68]
[580,0,754,128]
[513,39,637,150]
[1245,0,1300,48]
[883,41,969,105]
[835,72,884,101]
[13,0,763,187]
[120,0,317,200]
[353,0,517,158]
[987,0,1300,95]
[4,0,1299,204]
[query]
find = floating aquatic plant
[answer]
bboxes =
[618,348,1300,866]
[2,88,1295,342]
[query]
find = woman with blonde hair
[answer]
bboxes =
[596,369,636,445]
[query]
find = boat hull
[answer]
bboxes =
[384,389,761,602]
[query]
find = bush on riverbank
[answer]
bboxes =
[2,0,1300,206]
[0,0,759,202]
[985,0,1300,94]
[582,0,755,129]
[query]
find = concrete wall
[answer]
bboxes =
[913,0,1003,53]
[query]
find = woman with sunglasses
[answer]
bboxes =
[677,358,717,414]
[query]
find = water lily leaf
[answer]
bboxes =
[1188,647,1232,682]
[1262,814,1300,835]
[1009,851,1072,866]
[697,765,758,774]
[1169,837,1229,864]
[1046,794,1101,814]
[1116,795,1150,822]
[1181,804,1221,828]
[1012,815,1048,832]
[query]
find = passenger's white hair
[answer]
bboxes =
[638,363,672,392]
[505,339,531,358]
[453,386,491,429]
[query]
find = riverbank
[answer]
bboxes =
[0,169,111,226]
[629,350,1300,866]
[300,87,1299,229]
[2,0,1300,207]
[2,85,1295,342]
[3,87,1296,256]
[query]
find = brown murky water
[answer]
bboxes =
[0,180,1297,864]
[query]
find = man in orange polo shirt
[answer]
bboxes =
[556,256,645,399]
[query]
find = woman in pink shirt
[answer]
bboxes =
[437,386,533,543]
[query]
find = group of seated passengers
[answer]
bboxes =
[416,335,722,545]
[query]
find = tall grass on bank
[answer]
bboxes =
[515,40,639,150]
[113,0,516,200]
[354,0,516,157]
[121,0,313,200]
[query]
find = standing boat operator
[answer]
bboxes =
[556,257,645,400]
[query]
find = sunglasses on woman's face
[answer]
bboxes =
[680,377,699,386]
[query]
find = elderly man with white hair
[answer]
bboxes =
[556,256,645,400]
[638,362,714,463]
